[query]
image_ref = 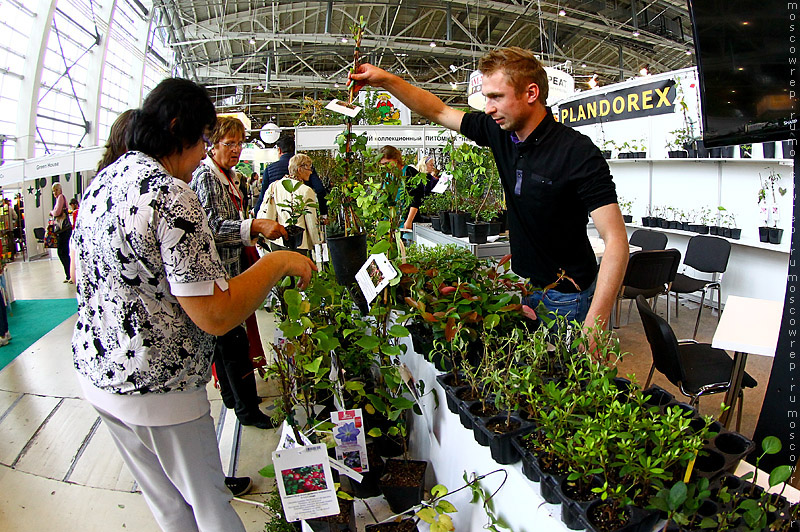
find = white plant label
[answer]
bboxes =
[272,444,339,522]
[330,409,370,473]
[355,253,398,302]
[325,99,362,118]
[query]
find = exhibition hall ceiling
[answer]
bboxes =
[159,0,695,130]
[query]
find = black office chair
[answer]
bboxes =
[33,227,45,242]
[635,295,756,432]
[629,229,668,251]
[669,235,732,339]
[613,249,682,328]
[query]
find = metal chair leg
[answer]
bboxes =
[626,299,634,325]
[674,291,679,318]
[736,389,744,433]
[716,286,723,322]
[645,362,655,388]
[693,288,707,340]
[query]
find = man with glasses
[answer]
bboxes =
[191,116,286,435]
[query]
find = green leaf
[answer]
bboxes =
[668,482,687,510]
[380,344,402,357]
[370,239,391,255]
[484,314,500,330]
[337,491,354,501]
[258,464,275,478]
[416,508,437,524]
[355,335,380,351]
[436,500,457,513]
[367,427,382,437]
[376,220,391,237]
[389,324,410,337]
[769,465,792,487]
[280,322,305,338]
[762,435,782,455]
[431,484,448,498]
[302,356,322,374]
[390,396,416,410]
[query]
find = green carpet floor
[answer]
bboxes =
[0,299,78,372]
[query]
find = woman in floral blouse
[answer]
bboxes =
[70,78,315,532]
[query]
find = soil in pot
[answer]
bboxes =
[586,501,631,532]
[327,233,367,285]
[485,417,525,464]
[438,210,452,234]
[538,453,570,476]
[449,211,468,238]
[466,221,489,244]
[364,520,419,532]
[379,459,427,514]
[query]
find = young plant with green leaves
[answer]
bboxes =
[277,178,318,227]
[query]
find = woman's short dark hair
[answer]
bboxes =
[126,78,216,159]
[97,109,134,172]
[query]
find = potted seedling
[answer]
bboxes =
[757,169,786,244]
[276,178,318,250]
[618,138,647,159]
[666,127,692,158]
[618,196,633,223]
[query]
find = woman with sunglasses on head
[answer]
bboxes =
[71,78,315,532]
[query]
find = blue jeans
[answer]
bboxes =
[522,281,595,324]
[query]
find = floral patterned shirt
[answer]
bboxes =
[71,151,228,395]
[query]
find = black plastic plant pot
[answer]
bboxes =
[622,215,633,223]
[643,385,674,408]
[407,322,433,358]
[641,216,651,226]
[759,226,770,242]
[327,233,367,285]
[378,459,427,514]
[559,475,603,530]
[282,224,305,249]
[485,415,535,465]
[601,150,612,159]
[488,221,501,236]
[709,225,719,235]
[583,501,659,532]
[444,385,466,414]
[540,473,564,505]
[668,150,688,158]
[449,211,468,238]
[430,215,441,231]
[458,397,477,429]
[438,210,452,234]
[694,448,726,478]
[469,402,499,447]
[730,228,741,239]
[783,140,795,159]
[769,227,783,244]
[466,221,489,244]
[512,436,541,482]
[306,497,356,532]
[740,144,753,158]
[763,142,776,158]
[713,431,753,456]
[364,520,419,532]
[696,225,709,235]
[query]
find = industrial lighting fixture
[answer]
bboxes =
[588,74,599,88]
[341,37,348,43]
[249,37,256,44]
[450,82,458,90]
[558,9,566,16]
[334,83,340,88]
[581,63,587,68]
[449,64,457,72]
[429,41,437,48]
[257,84,263,90]
[632,30,640,36]
[266,105,271,110]
[685,49,692,55]
[639,66,649,76]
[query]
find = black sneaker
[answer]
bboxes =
[225,476,252,497]
[239,411,277,429]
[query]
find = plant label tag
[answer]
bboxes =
[278,421,314,450]
[431,172,452,193]
[272,444,339,522]
[328,456,364,483]
[330,409,370,473]
[325,99,362,118]
[398,363,434,438]
[355,253,398,302]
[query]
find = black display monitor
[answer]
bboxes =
[687,1,796,147]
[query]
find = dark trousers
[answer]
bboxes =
[57,228,71,280]
[0,296,7,336]
[214,325,260,422]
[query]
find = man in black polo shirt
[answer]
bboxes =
[351,47,628,332]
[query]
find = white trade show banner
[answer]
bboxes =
[296,125,470,150]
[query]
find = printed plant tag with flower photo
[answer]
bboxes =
[330,409,369,473]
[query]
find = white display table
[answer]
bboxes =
[412,223,510,259]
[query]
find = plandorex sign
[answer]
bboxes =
[557,79,677,126]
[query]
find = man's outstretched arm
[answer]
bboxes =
[351,64,465,132]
